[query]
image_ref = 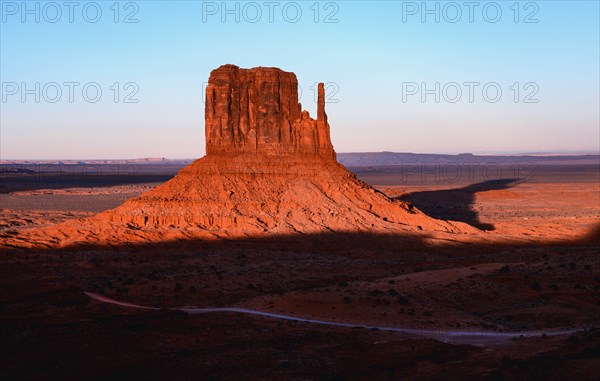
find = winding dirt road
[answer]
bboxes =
[85,292,586,346]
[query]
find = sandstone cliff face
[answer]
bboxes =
[205,65,334,159]
[1,65,474,249]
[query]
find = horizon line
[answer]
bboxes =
[2,150,599,162]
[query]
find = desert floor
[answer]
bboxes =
[1,164,599,380]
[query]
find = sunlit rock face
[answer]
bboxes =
[205,64,334,159]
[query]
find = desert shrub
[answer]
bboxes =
[374,299,390,306]
[368,289,384,297]
[566,334,580,344]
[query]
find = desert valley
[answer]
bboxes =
[1,65,599,380]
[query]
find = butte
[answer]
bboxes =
[1,65,472,248]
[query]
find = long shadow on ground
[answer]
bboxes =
[399,178,521,231]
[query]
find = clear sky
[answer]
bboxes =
[1,0,599,159]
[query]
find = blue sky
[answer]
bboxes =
[1,0,599,159]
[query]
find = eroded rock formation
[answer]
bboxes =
[1,65,473,249]
[205,65,334,158]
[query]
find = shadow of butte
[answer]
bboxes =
[398,178,522,231]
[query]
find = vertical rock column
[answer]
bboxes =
[316,82,332,154]
[317,82,327,125]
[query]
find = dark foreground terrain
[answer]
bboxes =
[1,160,599,380]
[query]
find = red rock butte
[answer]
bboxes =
[205,65,334,159]
[2,65,472,248]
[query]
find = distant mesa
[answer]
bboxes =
[1,65,471,248]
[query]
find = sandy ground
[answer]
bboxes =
[382,181,599,241]
[1,167,599,380]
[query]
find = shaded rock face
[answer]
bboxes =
[205,65,334,159]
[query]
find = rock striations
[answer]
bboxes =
[2,65,472,248]
[205,65,334,158]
